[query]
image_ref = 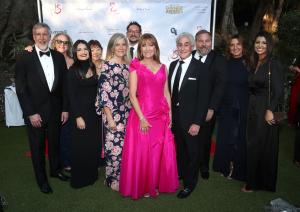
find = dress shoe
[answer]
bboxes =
[201,171,209,179]
[177,188,193,199]
[51,172,70,181]
[64,166,71,172]
[40,183,53,194]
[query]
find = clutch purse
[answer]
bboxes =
[268,60,287,124]
[273,111,287,123]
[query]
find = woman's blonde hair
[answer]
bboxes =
[105,33,129,63]
[50,32,73,57]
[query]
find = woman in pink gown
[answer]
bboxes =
[119,33,179,199]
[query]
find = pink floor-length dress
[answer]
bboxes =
[119,58,179,199]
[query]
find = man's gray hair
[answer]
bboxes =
[32,22,51,35]
[176,32,195,47]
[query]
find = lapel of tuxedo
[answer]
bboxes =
[50,50,59,92]
[180,57,196,91]
[32,47,49,90]
[204,51,215,67]
[168,60,178,94]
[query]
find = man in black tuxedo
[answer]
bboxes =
[169,32,209,198]
[15,23,69,194]
[194,30,227,179]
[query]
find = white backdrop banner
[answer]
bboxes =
[41,0,212,64]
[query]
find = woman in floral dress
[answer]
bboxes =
[96,33,130,191]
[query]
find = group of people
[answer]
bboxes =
[15,21,285,199]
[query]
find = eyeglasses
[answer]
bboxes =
[56,40,70,45]
[127,30,140,34]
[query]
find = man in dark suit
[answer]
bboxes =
[194,30,227,179]
[169,32,209,198]
[15,23,69,194]
[126,21,142,60]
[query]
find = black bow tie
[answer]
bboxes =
[39,51,50,57]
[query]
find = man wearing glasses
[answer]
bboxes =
[15,23,69,194]
[126,21,142,60]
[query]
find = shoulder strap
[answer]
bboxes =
[268,58,272,105]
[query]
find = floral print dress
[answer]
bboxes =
[96,61,130,184]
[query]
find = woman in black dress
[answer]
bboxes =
[213,35,248,181]
[242,32,284,192]
[68,40,101,188]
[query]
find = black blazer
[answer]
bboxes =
[193,50,227,111]
[15,47,68,122]
[168,57,209,130]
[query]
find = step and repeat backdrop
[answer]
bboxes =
[41,0,212,64]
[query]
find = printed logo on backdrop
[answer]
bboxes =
[166,5,183,14]
[169,49,179,61]
[54,3,62,14]
[169,27,179,60]
[41,0,212,65]
[170,28,177,36]
[110,2,118,13]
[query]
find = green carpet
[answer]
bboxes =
[0,122,299,212]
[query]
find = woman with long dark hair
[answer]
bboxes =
[68,40,101,188]
[242,32,284,192]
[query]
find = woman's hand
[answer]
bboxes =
[265,110,275,125]
[76,117,86,130]
[140,117,152,133]
[25,45,33,52]
[108,119,117,131]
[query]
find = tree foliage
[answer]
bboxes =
[277,10,300,64]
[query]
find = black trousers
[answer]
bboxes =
[198,116,216,173]
[25,118,61,188]
[172,106,201,190]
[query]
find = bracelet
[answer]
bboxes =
[139,117,145,121]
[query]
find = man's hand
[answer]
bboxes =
[61,112,69,125]
[188,124,200,136]
[29,114,42,128]
[205,109,214,122]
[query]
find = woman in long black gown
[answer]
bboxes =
[213,35,248,181]
[68,40,101,188]
[242,32,284,192]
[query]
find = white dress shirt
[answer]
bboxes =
[35,45,55,91]
[171,54,193,94]
[194,51,207,63]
